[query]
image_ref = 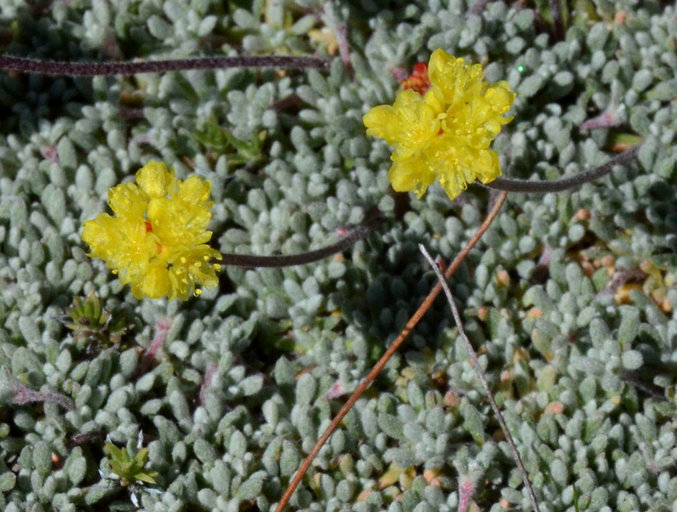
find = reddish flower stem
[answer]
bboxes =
[217,214,383,268]
[487,145,640,193]
[0,54,330,76]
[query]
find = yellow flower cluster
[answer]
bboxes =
[82,161,222,300]
[363,49,516,200]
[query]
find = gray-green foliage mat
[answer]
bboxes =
[0,1,675,511]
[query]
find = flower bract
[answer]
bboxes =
[401,62,431,95]
[363,49,516,200]
[82,161,222,300]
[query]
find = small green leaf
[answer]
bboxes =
[378,413,404,441]
[0,472,16,492]
[461,401,485,444]
[235,471,265,499]
[104,442,157,486]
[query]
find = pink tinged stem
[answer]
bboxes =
[390,66,410,82]
[333,24,352,71]
[323,3,352,72]
[457,477,476,512]
[580,110,621,131]
[146,317,171,359]
[10,381,73,410]
[137,317,172,375]
[199,363,218,407]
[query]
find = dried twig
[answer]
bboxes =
[419,244,541,512]
[275,192,508,511]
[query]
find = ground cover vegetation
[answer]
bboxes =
[0,1,675,511]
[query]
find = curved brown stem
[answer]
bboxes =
[216,214,383,268]
[275,192,508,511]
[486,145,640,194]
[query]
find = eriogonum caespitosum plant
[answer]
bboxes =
[363,49,516,200]
[82,161,222,300]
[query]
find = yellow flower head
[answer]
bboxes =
[82,161,222,300]
[363,49,516,200]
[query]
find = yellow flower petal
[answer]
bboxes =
[364,89,439,149]
[177,175,212,205]
[83,215,155,269]
[388,159,436,197]
[107,182,147,219]
[484,82,515,115]
[427,50,484,106]
[136,161,176,199]
[165,246,222,300]
[134,261,170,300]
[147,196,212,247]
[362,104,393,139]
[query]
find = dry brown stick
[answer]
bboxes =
[275,191,508,511]
[420,244,541,512]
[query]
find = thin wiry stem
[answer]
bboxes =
[549,0,565,41]
[323,2,352,72]
[457,477,477,512]
[0,54,331,76]
[469,0,492,15]
[419,245,541,512]
[486,145,640,194]
[274,192,508,512]
[216,214,382,268]
[1,367,73,410]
